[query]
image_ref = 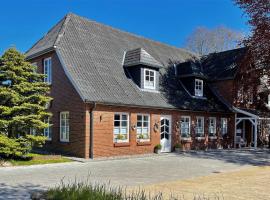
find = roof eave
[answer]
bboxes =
[25,46,56,61]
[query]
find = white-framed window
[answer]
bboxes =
[268,94,270,106]
[44,116,52,140]
[30,128,37,135]
[247,89,253,104]
[44,57,52,84]
[137,114,150,141]
[195,117,204,137]
[114,113,129,143]
[180,116,191,137]
[60,112,69,142]
[209,117,216,136]
[144,69,155,90]
[195,79,203,97]
[221,118,228,135]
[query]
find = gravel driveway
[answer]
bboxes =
[0,149,269,200]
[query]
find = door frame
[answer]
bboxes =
[160,115,172,152]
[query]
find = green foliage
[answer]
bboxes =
[0,48,52,137]
[174,143,182,148]
[0,134,46,159]
[46,181,163,200]
[154,144,162,150]
[26,134,46,148]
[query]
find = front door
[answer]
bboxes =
[160,115,172,152]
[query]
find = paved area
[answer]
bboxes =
[0,150,269,199]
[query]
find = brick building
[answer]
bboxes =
[26,13,269,158]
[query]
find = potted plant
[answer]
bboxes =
[154,144,162,154]
[174,143,182,153]
[116,134,125,141]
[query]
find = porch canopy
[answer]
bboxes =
[234,107,270,148]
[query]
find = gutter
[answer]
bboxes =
[89,102,97,159]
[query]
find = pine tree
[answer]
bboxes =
[0,48,52,137]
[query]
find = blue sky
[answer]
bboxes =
[0,0,248,55]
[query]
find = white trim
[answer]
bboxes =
[44,116,52,141]
[195,116,204,136]
[208,117,217,136]
[60,111,70,142]
[43,57,52,84]
[160,115,172,152]
[136,113,150,142]
[180,116,191,137]
[55,49,85,101]
[221,117,228,135]
[113,112,129,143]
[195,79,203,97]
[233,107,259,118]
[143,68,156,90]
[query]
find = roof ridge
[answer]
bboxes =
[68,13,196,57]
[54,13,72,47]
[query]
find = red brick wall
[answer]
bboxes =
[29,51,90,158]
[92,104,235,158]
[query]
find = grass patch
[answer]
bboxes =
[3,153,71,166]
[46,181,163,200]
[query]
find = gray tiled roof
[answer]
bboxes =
[26,13,230,112]
[124,48,163,68]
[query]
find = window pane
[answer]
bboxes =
[114,128,120,134]
[114,120,120,127]
[137,121,142,127]
[121,128,127,134]
[114,114,120,121]
[150,71,154,76]
[137,115,142,121]
[122,114,127,120]
[121,120,127,127]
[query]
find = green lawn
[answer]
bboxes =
[6,153,72,166]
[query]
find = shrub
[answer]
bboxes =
[26,134,47,148]
[154,144,162,150]
[0,134,46,159]
[174,143,182,148]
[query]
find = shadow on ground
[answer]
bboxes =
[182,149,270,166]
[0,182,44,200]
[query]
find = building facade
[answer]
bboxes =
[25,13,268,159]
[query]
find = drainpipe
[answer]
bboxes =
[90,102,97,159]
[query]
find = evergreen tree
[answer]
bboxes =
[0,48,52,137]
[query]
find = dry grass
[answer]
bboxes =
[135,166,270,200]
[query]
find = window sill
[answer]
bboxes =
[114,142,130,147]
[195,137,205,141]
[137,141,151,146]
[208,136,217,140]
[181,137,192,142]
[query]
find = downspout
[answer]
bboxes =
[90,102,97,159]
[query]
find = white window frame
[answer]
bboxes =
[44,116,52,141]
[144,68,156,90]
[247,89,253,104]
[136,114,150,141]
[195,116,204,137]
[60,112,69,142]
[268,94,270,106]
[209,117,217,136]
[30,128,37,136]
[44,57,52,84]
[113,112,129,143]
[195,79,203,97]
[180,116,191,137]
[221,118,228,135]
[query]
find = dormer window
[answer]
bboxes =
[144,69,156,90]
[195,79,203,97]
